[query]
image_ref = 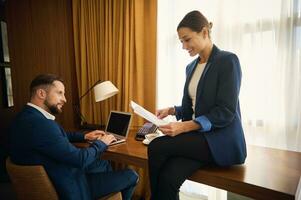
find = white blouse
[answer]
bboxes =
[188,62,206,118]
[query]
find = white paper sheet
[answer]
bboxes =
[130,101,169,126]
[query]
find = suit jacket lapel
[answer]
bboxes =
[195,45,220,105]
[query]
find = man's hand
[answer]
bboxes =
[159,121,201,137]
[84,130,105,141]
[98,134,117,145]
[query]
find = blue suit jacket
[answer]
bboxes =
[175,45,247,166]
[9,105,108,200]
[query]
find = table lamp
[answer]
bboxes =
[77,80,118,127]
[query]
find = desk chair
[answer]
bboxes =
[6,157,121,200]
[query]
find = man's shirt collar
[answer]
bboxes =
[27,102,55,120]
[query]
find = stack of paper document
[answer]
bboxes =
[130,101,169,126]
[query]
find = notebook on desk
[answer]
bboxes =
[105,111,132,146]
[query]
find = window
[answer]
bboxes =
[157,0,301,199]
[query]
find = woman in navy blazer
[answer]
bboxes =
[148,11,247,200]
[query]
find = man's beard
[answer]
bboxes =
[44,100,62,115]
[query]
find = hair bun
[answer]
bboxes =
[208,22,213,29]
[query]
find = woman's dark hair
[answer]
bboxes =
[30,74,63,97]
[177,10,212,34]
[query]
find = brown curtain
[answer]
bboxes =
[72,0,157,127]
[72,0,157,199]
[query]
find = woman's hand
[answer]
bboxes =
[159,122,186,137]
[84,130,105,141]
[156,107,175,119]
[159,121,201,137]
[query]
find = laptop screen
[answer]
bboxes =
[105,111,132,136]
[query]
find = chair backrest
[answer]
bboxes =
[6,157,59,200]
[99,192,122,200]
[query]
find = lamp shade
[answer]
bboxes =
[94,81,119,102]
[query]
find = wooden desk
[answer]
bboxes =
[74,130,301,200]
[74,130,148,168]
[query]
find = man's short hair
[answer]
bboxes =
[30,74,63,98]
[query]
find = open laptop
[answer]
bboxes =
[105,111,132,146]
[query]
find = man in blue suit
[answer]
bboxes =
[9,74,138,200]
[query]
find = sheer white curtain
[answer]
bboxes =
[210,0,301,151]
[157,0,301,199]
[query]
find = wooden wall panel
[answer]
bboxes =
[5,0,79,130]
[0,1,16,147]
[0,0,79,181]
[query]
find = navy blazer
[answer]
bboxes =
[175,45,247,166]
[9,105,108,200]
